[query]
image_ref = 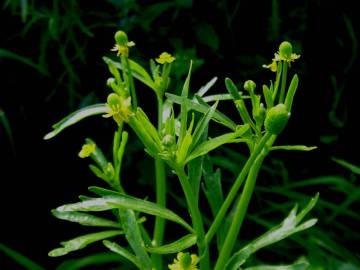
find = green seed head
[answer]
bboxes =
[107,93,121,108]
[279,41,293,60]
[264,103,290,135]
[114,30,128,46]
[244,80,256,92]
[161,134,175,147]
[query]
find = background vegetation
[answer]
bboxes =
[1,0,359,269]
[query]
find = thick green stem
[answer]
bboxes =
[279,61,288,103]
[152,95,166,270]
[205,133,272,245]
[176,167,210,270]
[214,142,272,270]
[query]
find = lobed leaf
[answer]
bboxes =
[103,240,141,269]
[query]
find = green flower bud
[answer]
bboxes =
[114,30,128,46]
[279,41,293,60]
[162,134,175,147]
[244,80,256,92]
[264,104,290,135]
[106,78,115,87]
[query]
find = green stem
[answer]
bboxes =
[205,133,272,245]
[152,96,166,270]
[214,138,274,270]
[175,167,210,270]
[279,61,288,103]
[121,56,137,109]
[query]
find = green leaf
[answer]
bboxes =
[225,77,241,100]
[146,234,197,254]
[270,145,317,151]
[89,187,194,232]
[166,93,236,130]
[56,197,114,212]
[331,157,360,175]
[0,243,45,270]
[49,230,123,257]
[0,48,47,75]
[117,209,152,269]
[188,156,204,202]
[190,100,218,152]
[44,104,108,140]
[263,84,274,108]
[226,194,319,270]
[103,57,157,92]
[196,76,218,97]
[186,125,250,163]
[284,74,299,111]
[244,260,309,270]
[179,61,193,145]
[55,252,124,270]
[51,210,119,228]
[103,240,141,269]
[195,22,219,51]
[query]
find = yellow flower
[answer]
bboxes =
[111,41,135,57]
[262,60,278,72]
[78,143,96,158]
[103,93,132,124]
[156,52,175,64]
[168,252,199,270]
[263,41,300,72]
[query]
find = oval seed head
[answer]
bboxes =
[244,80,256,92]
[107,93,122,108]
[264,103,290,135]
[114,30,128,46]
[161,134,175,147]
[279,41,293,60]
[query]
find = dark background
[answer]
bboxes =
[1,0,359,268]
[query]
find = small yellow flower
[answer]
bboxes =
[156,52,175,64]
[103,93,132,124]
[78,143,96,158]
[168,252,199,270]
[111,41,135,57]
[262,60,278,72]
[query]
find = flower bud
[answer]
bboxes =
[244,80,256,92]
[279,41,293,60]
[161,134,175,147]
[264,104,290,135]
[114,30,128,46]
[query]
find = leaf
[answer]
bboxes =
[0,48,47,75]
[49,230,123,257]
[225,77,241,100]
[195,22,219,51]
[51,210,119,228]
[186,125,250,163]
[270,145,317,151]
[103,240,141,269]
[244,260,309,270]
[190,100,218,152]
[166,93,236,130]
[44,104,108,140]
[196,76,218,97]
[331,157,360,175]
[55,252,124,270]
[0,243,45,270]
[103,57,157,91]
[179,61,193,144]
[226,194,319,270]
[88,187,194,232]
[146,234,197,254]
